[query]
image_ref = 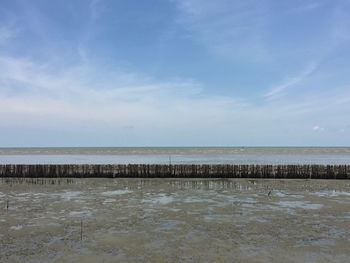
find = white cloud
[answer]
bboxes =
[0,55,243,133]
[0,1,349,146]
[1,52,350,146]
[313,125,324,132]
[264,62,318,100]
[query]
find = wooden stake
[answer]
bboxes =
[80,219,83,242]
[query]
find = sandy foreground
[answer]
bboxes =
[0,178,350,263]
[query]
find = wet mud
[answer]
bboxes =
[1,178,350,262]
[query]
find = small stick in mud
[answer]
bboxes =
[80,219,83,243]
[6,199,9,211]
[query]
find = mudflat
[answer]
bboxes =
[1,178,350,262]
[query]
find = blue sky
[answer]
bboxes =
[0,0,350,146]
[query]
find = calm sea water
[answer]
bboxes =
[0,147,350,164]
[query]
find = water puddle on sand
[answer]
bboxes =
[69,210,93,218]
[102,198,116,204]
[276,201,323,210]
[0,178,350,263]
[157,220,183,231]
[271,190,303,198]
[57,191,82,201]
[314,190,350,197]
[101,190,132,196]
[142,193,174,205]
[10,225,23,230]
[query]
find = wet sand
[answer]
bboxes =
[1,178,350,262]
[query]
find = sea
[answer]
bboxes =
[0,147,350,164]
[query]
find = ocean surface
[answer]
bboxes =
[0,147,350,164]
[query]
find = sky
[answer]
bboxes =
[0,0,350,147]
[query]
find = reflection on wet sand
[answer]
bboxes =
[1,178,350,262]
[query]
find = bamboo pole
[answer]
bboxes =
[0,164,349,179]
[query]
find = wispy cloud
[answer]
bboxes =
[89,0,104,20]
[264,62,318,100]
[1,52,349,146]
[0,54,240,132]
[0,24,16,45]
[0,0,349,146]
[331,4,350,44]
[312,125,324,132]
[290,2,324,13]
[172,0,269,61]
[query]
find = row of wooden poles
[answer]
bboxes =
[0,164,349,179]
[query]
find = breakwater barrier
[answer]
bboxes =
[0,164,349,179]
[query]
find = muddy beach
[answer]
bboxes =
[1,178,350,262]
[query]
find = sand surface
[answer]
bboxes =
[1,178,350,262]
